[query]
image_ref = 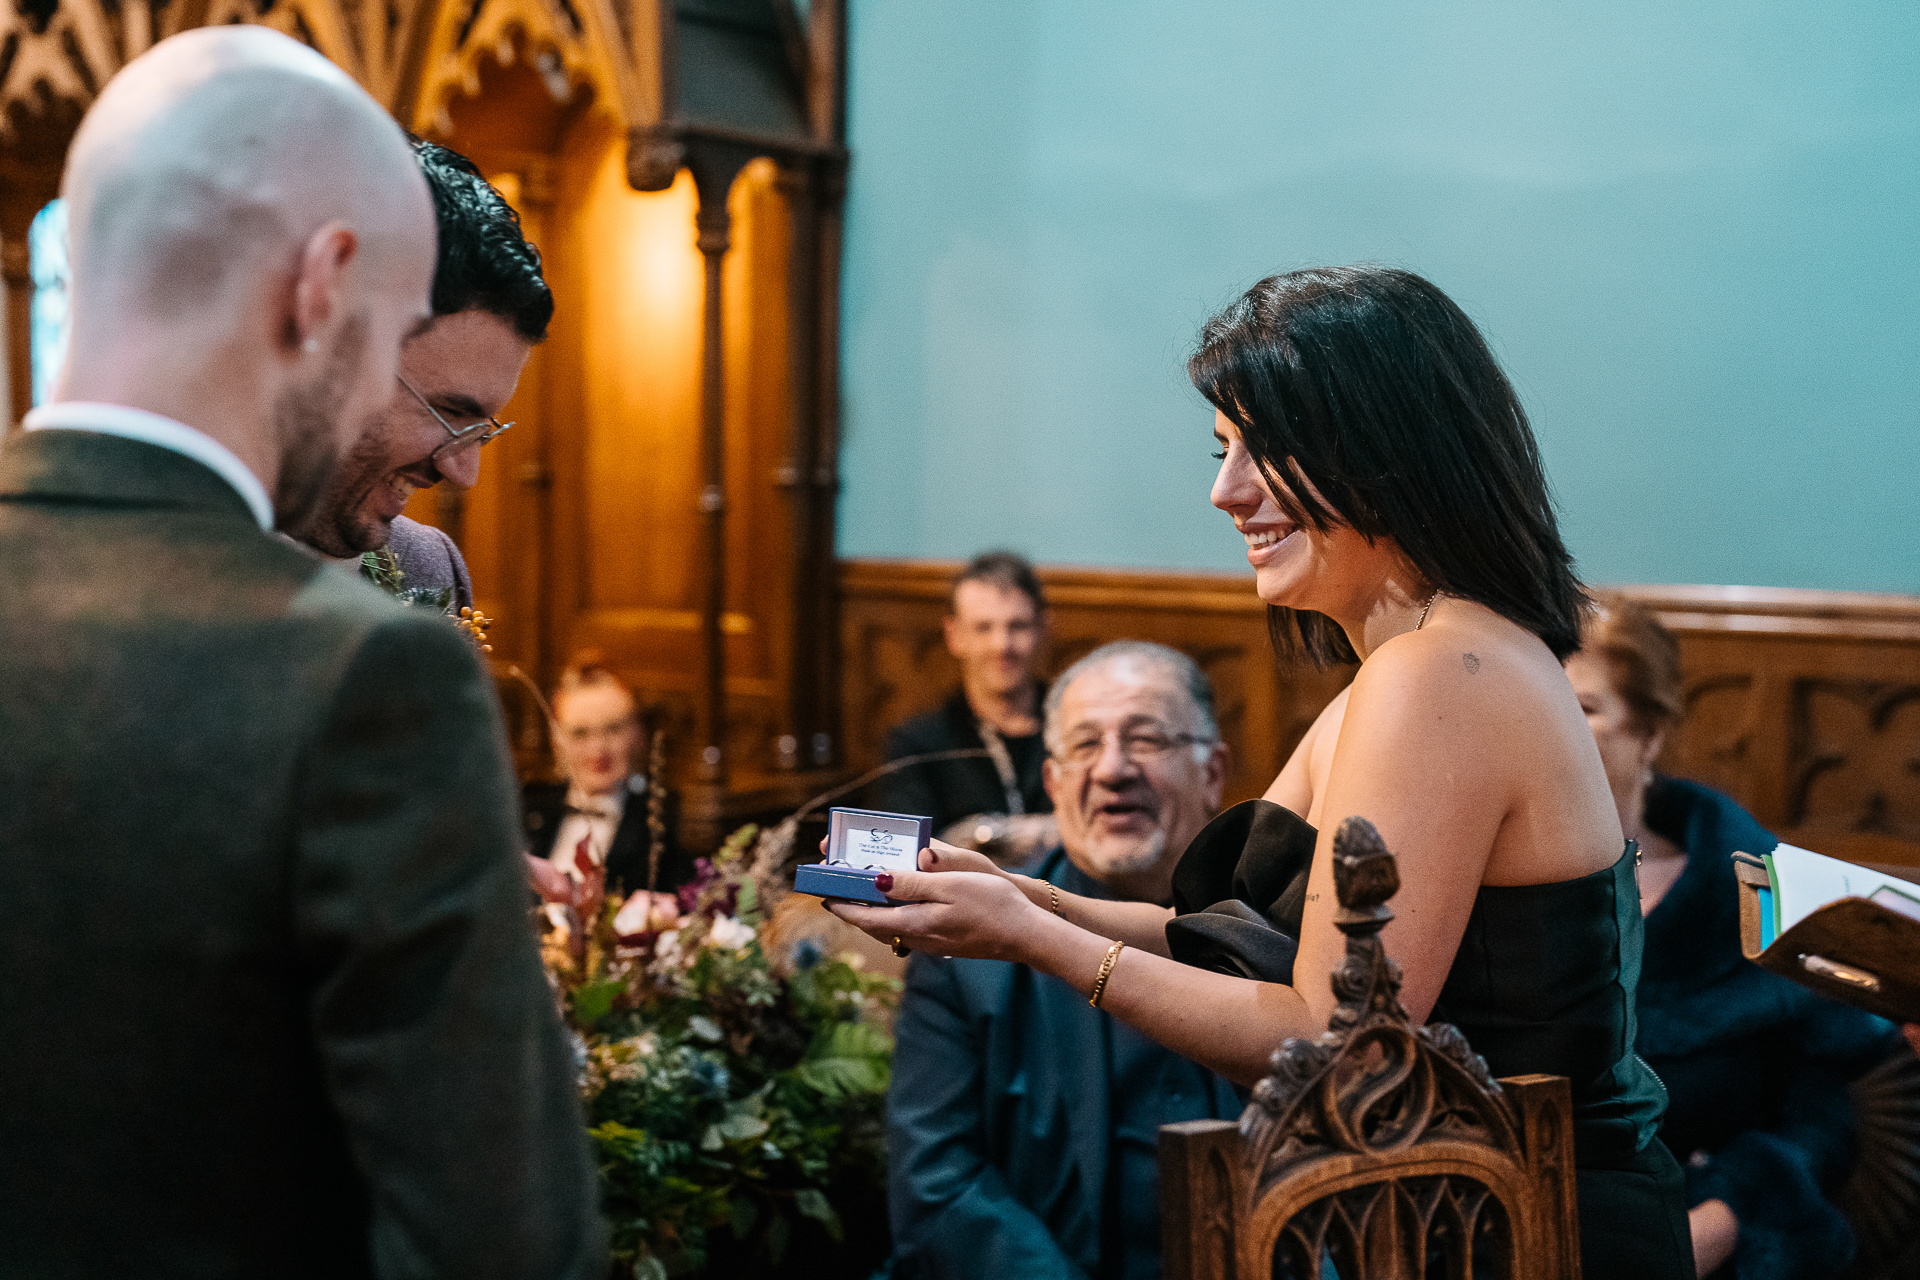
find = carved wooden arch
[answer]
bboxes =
[409,0,620,139]
[1159,817,1582,1280]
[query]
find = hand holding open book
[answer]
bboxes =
[1735,842,1920,1022]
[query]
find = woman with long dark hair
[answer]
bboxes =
[831,266,1691,1276]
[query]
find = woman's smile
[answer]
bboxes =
[1241,522,1299,566]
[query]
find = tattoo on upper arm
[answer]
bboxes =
[1462,652,1480,674]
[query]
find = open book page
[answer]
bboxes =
[1766,842,1920,936]
[1870,883,1920,921]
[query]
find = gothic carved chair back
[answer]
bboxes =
[1158,816,1581,1280]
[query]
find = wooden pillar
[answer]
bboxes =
[800,0,848,768]
[681,147,750,851]
[694,179,732,788]
[1,217,35,433]
[775,160,822,769]
[807,153,847,767]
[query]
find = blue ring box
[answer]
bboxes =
[794,806,933,907]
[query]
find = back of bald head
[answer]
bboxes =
[62,26,426,327]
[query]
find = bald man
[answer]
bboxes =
[0,27,605,1279]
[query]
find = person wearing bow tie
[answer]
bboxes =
[522,658,691,902]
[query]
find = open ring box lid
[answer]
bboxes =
[793,807,933,907]
[1734,840,1920,1023]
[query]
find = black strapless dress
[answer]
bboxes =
[1166,800,1692,1280]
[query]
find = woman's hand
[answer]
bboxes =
[1689,1199,1738,1277]
[827,867,1044,963]
[525,853,573,904]
[815,834,1008,877]
[814,835,1050,909]
[916,839,1008,877]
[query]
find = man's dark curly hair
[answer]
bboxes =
[413,138,553,342]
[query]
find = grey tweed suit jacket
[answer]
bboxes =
[0,428,606,1279]
[388,515,472,612]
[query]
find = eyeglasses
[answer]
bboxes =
[562,718,638,747]
[399,375,514,464]
[1052,724,1215,771]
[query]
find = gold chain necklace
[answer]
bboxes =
[1415,591,1440,631]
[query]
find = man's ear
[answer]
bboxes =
[1203,741,1232,808]
[288,221,358,354]
[942,611,961,658]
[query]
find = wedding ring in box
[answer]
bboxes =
[793,807,933,906]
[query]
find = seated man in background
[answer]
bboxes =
[883,552,1053,849]
[1568,596,1906,1280]
[524,658,693,899]
[888,642,1240,1280]
[285,137,550,607]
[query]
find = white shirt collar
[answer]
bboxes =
[564,784,630,819]
[22,401,274,531]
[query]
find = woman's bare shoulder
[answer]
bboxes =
[1343,606,1568,751]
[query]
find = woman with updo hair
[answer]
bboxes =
[1567,596,1903,1280]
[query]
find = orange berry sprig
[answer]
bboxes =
[456,606,493,653]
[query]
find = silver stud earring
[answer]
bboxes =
[303,337,320,354]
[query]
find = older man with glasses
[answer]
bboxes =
[886,640,1241,1280]
[283,138,547,608]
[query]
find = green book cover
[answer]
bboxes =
[1763,851,1782,945]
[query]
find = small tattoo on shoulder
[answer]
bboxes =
[1462,652,1481,674]
[1306,893,1320,902]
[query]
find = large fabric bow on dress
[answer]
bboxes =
[1165,799,1318,984]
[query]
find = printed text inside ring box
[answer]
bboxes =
[831,825,920,872]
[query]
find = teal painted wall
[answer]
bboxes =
[835,1,1920,590]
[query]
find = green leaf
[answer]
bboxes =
[716,1110,769,1142]
[793,1189,843,1242]
[571,979,624,1030]
[590,1121,650,1158]
[737,876,759,919]
[688,1014,724,1042]
[766,1211,790,1264]
[730,1196,758,1239]
[632,1255,668,1280]
[795,1022,893,1098]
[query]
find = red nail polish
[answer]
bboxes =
[874,872,894,892]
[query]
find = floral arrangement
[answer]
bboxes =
[538,821,900,1279]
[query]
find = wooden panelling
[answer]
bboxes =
[838,559,1354,808]
[1621,585,1920,863]
[841,562,1920,853]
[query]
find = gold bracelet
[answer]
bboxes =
[1089,940,1126,1008]
[1047,882,1062,917]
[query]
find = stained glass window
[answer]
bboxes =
[29,198,69,407]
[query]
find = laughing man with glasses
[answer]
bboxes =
[281,139,550,610]
[888,640,1237,1280]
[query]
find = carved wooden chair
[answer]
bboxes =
[1159,816,1581,1280]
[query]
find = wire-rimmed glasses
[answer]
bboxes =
[1051,723,1215,772]
[399,375,514,465]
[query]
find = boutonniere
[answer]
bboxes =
[360,547,493,653]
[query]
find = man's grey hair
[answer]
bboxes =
[1043,641,1219,754]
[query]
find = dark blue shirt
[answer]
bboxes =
[1103,1016,1224,1280]
[887,848,1240,1280]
